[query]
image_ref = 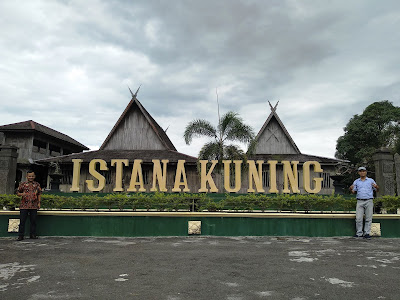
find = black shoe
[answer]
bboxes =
[363,234,371,239]
[17,236,24,241]
[353,234,362,238]
[30,235,38,239]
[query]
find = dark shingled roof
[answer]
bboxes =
[249,153,347,164]
[0,120,89,150]
[36,150,198,164]
[36,150,344,165]
[99,96,176,151]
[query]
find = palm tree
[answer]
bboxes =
[184,111,255,168]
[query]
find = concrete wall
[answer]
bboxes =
[1,211,400,237]
[0,146,18,194]
[4,133,33,163]
[373,148,396,196]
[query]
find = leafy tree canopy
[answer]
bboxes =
[335,100,400,169]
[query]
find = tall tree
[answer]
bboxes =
[335,100,400,169]
[184,111,255,168]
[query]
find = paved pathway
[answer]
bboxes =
[1,236,399,299]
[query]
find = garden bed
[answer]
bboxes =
[2,193,399,238]
[2,193,400,213]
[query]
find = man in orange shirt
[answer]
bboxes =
[16,170,42,241]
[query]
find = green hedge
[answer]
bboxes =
[221,193,355,212]
[1,193,399,213]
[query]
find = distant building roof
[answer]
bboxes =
[100,94,176,151]
[0,120,89,150]
[249,102,345,164]
[36,149,343,165]
[36,149,197,164]
[249,153,346,164]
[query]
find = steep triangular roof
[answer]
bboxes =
[100,92,176,151]
[0,120,88,150]
[253,102,301,155]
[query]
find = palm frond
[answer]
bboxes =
[224,117,255,144]
[217,111,255,144]
[224,144,250,173]
[184,119,217,144]
[224,145,245,160]
[198,141,223,161]
[218,111,239,136]
[246,138,258,156]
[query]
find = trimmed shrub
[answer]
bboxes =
[0,194,19,210]
[380,195,400,213]
[3,193,398,213]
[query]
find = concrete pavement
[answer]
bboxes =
[0,236,399,299]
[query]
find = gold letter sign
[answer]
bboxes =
[86,159,108,192]
[70,158,327,194]
[303,161,323,193]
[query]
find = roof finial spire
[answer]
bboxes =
[128,86,134,98]
[268,100,279,112]
[128,84,141,99]
[134,84,141,97]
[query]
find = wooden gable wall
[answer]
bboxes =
[255,116,299,154]
[102,103,168,151]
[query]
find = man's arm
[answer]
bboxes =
[36,185,42,209]
[372,181,379,192]
[349,185,356,194]
[37,194,41,209]
[350,181,357,194]
[16,183,24,197]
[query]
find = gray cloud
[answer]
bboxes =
[1,0,399,158]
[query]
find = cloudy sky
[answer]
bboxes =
[1,0,399,158]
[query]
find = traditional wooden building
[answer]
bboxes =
[37,93,343,194]
[0,120,88,192]
[247,103,342,194]
[37,92,198,193]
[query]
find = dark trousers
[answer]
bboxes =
[18,209,38,237]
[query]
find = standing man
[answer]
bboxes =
[350,167,379,239]
[16,170,42,241]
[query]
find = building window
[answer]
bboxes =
[143,170,150,185]
[320,172,331,189]
[49,144,61,156]
[33,139,47,153]
[262,170,270,187]
[298,171,301,187]
[100,170,112,185]
[64,149,72,155]
[62,169,73,185]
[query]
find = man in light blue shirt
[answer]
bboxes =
[350,167,379,239]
